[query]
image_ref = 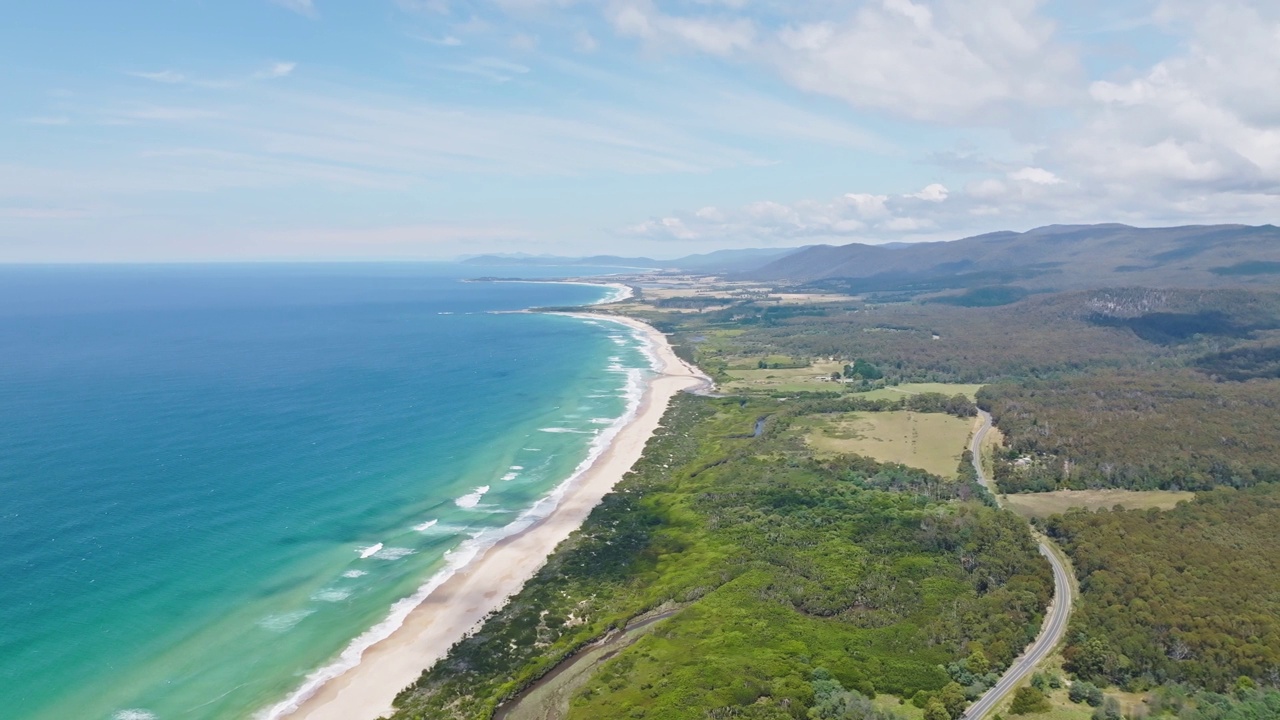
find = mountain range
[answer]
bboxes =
[742,224,1280,299]
[460,247,800,274]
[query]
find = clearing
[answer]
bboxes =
[986,651,1150,720]
[857,383,986,401]
[1003,489,1195,520]
[804,411,974,478]
[722,361,847,393]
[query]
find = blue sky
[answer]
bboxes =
[2,0,1278,261]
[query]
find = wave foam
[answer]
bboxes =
[413,519,439,532]
[257,610,315,633]
[257,312,654,720]
[510,465,524,470]
[500,472,519,481]
[372,547,416,561]
[312,588,353,603]
[358,543,383,559]
[455,486,490,509]
[342,570,367,579]
[538,427,590,434]
[114,711,157,720]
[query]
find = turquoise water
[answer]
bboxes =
[0,264,652,720]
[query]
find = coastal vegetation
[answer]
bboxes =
[388,394,1051,720]
[447,270,1280,720]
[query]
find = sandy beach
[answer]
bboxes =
[280,313,709,720]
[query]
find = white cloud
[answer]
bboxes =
[609,1,756,57]
[766,0,1079,122]
[626,187,958,243]
[1008,167,1061,185]
[884,216,933,231]
[574,30,599,52]
[130,70,186,84]
[1043,0,1280,211]
[510,33,539,51]
[966,178,1006,200]
[842,193,889,218]
[445,57,532,82]
[394,0,449,13]
[271,0,317,17]
[907,183,949,201]
[253,62,298,80]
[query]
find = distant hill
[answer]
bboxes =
[461,247,802,274]
[743,224,1280,296]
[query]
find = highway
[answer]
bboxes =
[961,411,1075,720]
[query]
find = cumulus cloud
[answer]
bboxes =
[624,183,964,243]
[1008,167,1061,185]
[1039,0,1280,217]
[767,0,1078,121]
[907,183,949,201]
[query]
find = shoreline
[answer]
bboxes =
[277,309,708,720]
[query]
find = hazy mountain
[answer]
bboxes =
[461,247,803,274]
[744,224,1280,295]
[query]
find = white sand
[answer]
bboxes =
[282,314,708,720]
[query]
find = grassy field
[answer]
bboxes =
[722,361,846,393]
[1003,489,1195,520]
[872,695,924,719]
[984,652,1151,720]
[868,682,1145,720]
[804,411,973,478]
[859,383,986,401]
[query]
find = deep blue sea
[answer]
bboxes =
[0,264,652,720]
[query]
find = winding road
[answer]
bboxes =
[961,411,1074,720]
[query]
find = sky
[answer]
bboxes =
[2,0,1278,261]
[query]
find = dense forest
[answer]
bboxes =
[978,371,1280,492]
[388,395,1051,720]
[649,288,1280,385]
[1043,485,1280,692]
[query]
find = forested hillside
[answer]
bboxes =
[744,223,1280,294]
[1043,485,1280,691]
[388,395,1051,720]
[656,288,1280,385]
[979,371,1280,492]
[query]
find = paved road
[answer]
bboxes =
[962,411,1074,720]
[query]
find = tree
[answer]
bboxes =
[1008,686,1051,715]
[1235,676,1257,697]
[923,699,950,720]
[967,647,991,676]
[938,681,968,718]
[1068,681,1095,704]
[1068,639,1110,682]
[1091,696,1121,720]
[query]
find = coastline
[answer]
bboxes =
[278,309,708,720]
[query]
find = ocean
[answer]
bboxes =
[0,264,653,720]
